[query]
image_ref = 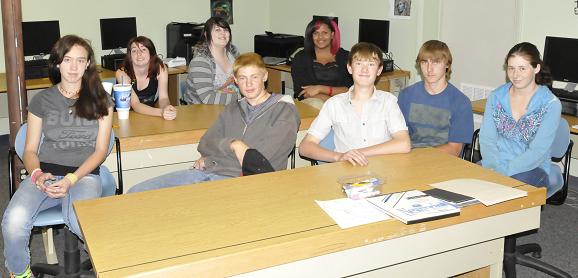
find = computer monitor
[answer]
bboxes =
[358,19,390,53]
[544,36,578,92]
[100,17,137,51]
[22,20,60,57]
[312,15,338,25]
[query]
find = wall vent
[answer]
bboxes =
[460,83,495,101]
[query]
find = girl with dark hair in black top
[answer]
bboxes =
[291,18,353,109]
[117,36,177,120]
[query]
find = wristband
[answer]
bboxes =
[30,168,42,183]
[65,173,78,186]
[328,86,334,97]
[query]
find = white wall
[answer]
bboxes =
[519,1,578,91]
[0,0,269,70]
[439,0,518,91]
[518,1,578,52]
[4,1,576,91]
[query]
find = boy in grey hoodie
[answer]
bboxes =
[129,53,300,193]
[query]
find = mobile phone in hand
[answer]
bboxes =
[44,178,57,186]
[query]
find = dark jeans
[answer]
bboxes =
[511,167,549,188]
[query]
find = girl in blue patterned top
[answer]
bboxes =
[480,42,561,196]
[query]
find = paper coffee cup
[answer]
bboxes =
[117,108,130,120]
[102,82,114,95]
[113,84,132,109]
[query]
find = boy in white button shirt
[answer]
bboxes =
[299,42,411,166]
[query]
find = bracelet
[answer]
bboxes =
[328,86,334,97]
[30,168,42,183]
[65,173,78,186]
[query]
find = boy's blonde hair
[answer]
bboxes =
[233,52,266,76]
[416,40,453,77]
[348,42,384,67]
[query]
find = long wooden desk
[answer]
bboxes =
[471,99,578,134]
[104,102,319,191]
[266,64,411,95]
[112,101,318,152]
[75,148,545,277]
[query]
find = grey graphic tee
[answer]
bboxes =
[28,86,101,167]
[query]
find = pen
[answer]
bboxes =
[392,192,406,208]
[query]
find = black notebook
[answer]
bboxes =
[424,188,479,207]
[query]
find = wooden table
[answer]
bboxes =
[104,102,320,190]
[75,148,545,277]
[471,99,578,134]
[166,66,188,105]
[112,101,319,152]
[266,64,411,95]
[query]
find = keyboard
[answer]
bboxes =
[552,87,578,102]
[25,59,49,67]
[24,59,49,79]
[263,56,287,65]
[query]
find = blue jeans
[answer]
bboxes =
[511,167,549,188]
[128,169,229,193]
[2,175,102,274]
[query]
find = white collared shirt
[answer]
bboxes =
[308,87,408,152]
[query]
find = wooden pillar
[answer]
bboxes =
[2,0,26,189]
[2,0,26,146]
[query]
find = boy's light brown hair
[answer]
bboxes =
[416,40,453,78]
[348,42,384,67]
[233,52,267,76]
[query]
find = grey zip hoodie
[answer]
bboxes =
[198,94,300,177]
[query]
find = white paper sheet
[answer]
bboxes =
[316,198,391,229]
[430,179,528,206]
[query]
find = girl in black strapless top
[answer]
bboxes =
[116,36,177,120]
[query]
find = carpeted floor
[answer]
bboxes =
[0,134,576,277]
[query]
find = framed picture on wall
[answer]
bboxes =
[211,0,233,24]
[390,0,412,19]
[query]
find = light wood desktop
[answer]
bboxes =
[103,102,319,191]
[471,99,578,134]
[111,101,319,152]
[75,148,545,277]
[266,64,411,95]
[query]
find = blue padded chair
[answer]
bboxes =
[306,129,335,166]
[546,118,573,205]
[7,123,123,276]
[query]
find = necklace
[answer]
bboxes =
[58,84,80,98]
[58,84,79,115]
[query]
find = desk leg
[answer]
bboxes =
[168,74,180,106]
[266,68,281,93]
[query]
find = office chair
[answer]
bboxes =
[300,129,335,166]
[289,146,296,169]
[460,129,480,161]
[469,119,573,278]
[7,123,123,277]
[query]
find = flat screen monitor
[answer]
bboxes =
[544,36,578,86]
[22,20,60,57]
[100,17,137,50]
[312,15,338,25]
[358,19,389,53]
